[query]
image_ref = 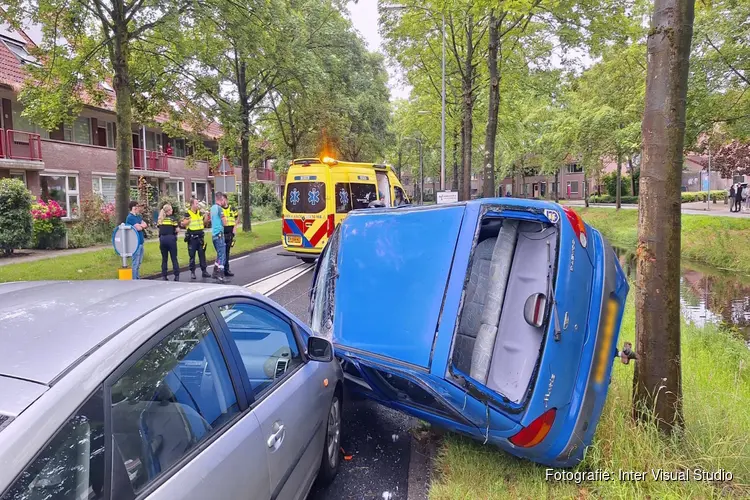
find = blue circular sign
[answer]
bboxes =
[112,224,142,257]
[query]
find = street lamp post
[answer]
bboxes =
[383,4,445,192]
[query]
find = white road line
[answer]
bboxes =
[245,264,314,295]
[244,262,306,288]
[265,266,314,296]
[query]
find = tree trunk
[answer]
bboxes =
[616,152,622,209]
[633,0,695,433]
[453,126,459,191]
[238,61,252,232]
[482,13,499,198]
[397,148,402,181]
[112,24,133,224]
[584,170,590,207]
[554,169,560,203]
[461,16,475,201]
[628,155,637,195]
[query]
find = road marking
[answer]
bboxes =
[265,266,314,296]
[245,263,314,295]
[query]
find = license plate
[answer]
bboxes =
[286,235,302,246]
[594,298,619,384]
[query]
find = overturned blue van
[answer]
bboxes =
[309,198,629,467]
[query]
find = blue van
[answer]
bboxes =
[309,198,629,467]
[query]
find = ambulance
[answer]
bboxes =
[281,157,410,262]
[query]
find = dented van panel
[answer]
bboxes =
[310,198,629,467]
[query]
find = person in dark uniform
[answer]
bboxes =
[735,183,744,213]
[223,201,239,277]
[158,204,180,281]
[182,198,211,280]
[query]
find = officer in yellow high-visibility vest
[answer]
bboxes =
[182,198,211,280]
[222,202,239,277]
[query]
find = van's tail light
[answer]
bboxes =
[509,409,556,448]
[562,207,587,248]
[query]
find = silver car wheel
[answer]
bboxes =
[326,397,341,467]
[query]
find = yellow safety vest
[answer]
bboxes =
[223,206,238,227]
[186,209,204,232]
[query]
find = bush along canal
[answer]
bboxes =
[616,248,750,349]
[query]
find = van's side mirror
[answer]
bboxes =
[308,336,333,362]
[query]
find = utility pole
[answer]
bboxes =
[419,139,424,205]
[441,12,446,191]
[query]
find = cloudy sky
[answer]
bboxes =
[347,1,411,101]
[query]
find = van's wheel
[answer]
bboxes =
[317,394,341,485]
[301,257,317,264]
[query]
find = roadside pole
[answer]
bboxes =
[707,147,711,211]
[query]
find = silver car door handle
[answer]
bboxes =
[267,424,285,448]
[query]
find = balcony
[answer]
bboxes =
[256,168,276,182]
[0,130,45,169]
[132,148,169,174]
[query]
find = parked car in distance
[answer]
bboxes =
[310,198,629,467]
[0,281,342,500]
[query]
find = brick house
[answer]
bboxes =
[0,20,279,218]
[499,161,587,200]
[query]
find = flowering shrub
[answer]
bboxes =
[67,197,117,248]
[31,199,67,249]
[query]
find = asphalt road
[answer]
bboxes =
[206,245,422,500]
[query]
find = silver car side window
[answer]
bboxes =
[218,303,303,398]
[109,313,239,495]
[1,387,107,500]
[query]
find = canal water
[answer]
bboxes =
[615,249,750,348]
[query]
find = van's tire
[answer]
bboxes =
[316,394,342,486]
[301,257,317,264]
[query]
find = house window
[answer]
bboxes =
[540,182,547,196]
[173,138,186,157]
[93,177,117,204]
[40,174,79,218]
[64,117,92,144]
[567,181,579,195]
[11,104,49,138]
[166,180,185,205]
[106,122,115,148]
[192,181,207,202]
[567,163,583,174]
[9,171,26,185]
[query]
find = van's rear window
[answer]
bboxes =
[285,182,326,214]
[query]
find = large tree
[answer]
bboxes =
[634,0,695,432]
[8,0,193,223]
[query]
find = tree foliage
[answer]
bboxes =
[0,179,33,254]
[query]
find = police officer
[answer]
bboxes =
[223,200,239,277]
[157,203,180,281]
[182,198,211,280]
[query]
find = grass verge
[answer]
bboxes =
[577,208,750,273]
[430,295,750,499]
[0,220,281,282]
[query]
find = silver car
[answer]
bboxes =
[0,281,343,500]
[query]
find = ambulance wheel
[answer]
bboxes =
[301,257,317,264]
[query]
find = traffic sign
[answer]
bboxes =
[112,224,141,258]
[436,190,459,204]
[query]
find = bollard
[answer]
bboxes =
[118,267,133,280]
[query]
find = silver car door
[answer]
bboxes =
[213,300,328,500]
[107,309,271,500]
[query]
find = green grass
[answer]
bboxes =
[577,208,750,273]
[430,296,750,499]
[0,220,281,282]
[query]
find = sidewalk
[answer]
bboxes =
[564,200,749,218]
[0,218,281,268]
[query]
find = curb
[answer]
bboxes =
[144,241,282,280]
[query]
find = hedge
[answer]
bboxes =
[589,190,729,205]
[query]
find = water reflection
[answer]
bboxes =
[615,248,750,348]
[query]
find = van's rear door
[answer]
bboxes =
[331,205,466,369]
